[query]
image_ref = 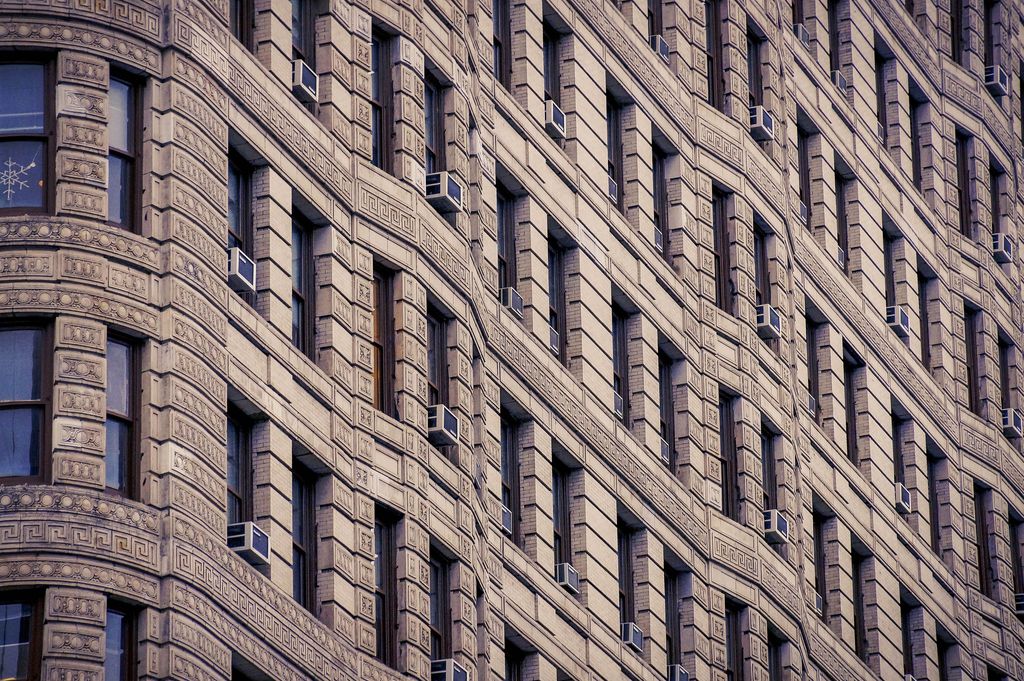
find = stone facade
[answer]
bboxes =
[0,0,1021,680]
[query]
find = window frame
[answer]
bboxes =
[617,519,636,622]
[611,303,630,425]
[812,510,828,619]
[955,132,973,238]
[291,0,317,65]
[843,345,863,465]
[753,218,770,306]
[658,350,676,469]
[552,459,572,566]
[989,161,1003,236]
[543,23,562,104]
[653,144,669,260]
[974,484,995,598]
[760,424,776,510]
[852,549,868,660]
[704,0,724,110]
[909,96,925,190]
[664,565,683,665]
[230,0,256,50]
[492,0,512,89]
[806,316,821,423]
[965,306,982,416]
[291,214,316,360]
[0,56,54,217]
[497,184,517,293]
[424,71,446,174]
[374,506,399,667]
[105,603,138,681]
[606,94,624,211]
[648,0,664,38]
[724,600,745,681]
[370,30,394,172]
[719,393,739,520]
[428,549,452,660]
[105,334,140,498]
[747,27,764,108]
[0,592,43,680]
[372,265,396,417]
[797,126,812,216]
[291,460,318,614]
[226,406,253,525]
[426,304,449,407]
[835,171,850,274]
[712,189,733,313]
[826,0,842,73]
[0,321,51,484]
[107,71,141,232]
[499,411,522,546]
[548,236,567,364]
[227,152,255,305]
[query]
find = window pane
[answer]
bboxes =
[292,295,304,348]
[108,79,131,152]
[291,224,305,289]
[0,601,32,680]
[292,546,305,601]
[0,140,45,210]
[104,610,125,681]
[227,163,242,246]
[107,155,128,225]
[105,418,130,490]
[0,407,40,478]
[0,64,44,133]
[0,329,41,401]
[107,340,130,415]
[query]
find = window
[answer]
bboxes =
[792,0,804,24]
[648,0,663,38]
[611,303,629,424]
[926,446,944,554]
[374,507,399,666]
[983,0,996,68]
[937,638,954,681]
[497,185,517,294]
[965,306,982,416]
[806,315,821,422]
[875,49,888,141]
[291,0,316,65]
[1010,512,1024,605]
[990,161,1003,236]
[955,132,973,238]
[0,595,41,680]
[427,305,449,407]
[653,145,669,260]
[974,483,994,598]
[552,459,572,566]
[705,0,724,110]
[617,518,636,623]
[998,334,1012,410]
[500,411,521,546]
[796,125,812,220]
[230,0,255,50]
[950,0,964,62]
[108,76,138,230]
[226,408,252,525]
[424,72,445,174]
[883,229,897,308]
[918,266,933,369]
[606,94,624,210]
[505,638,526,681]
[429,550,451,660]
[892,408,908,486]
[664,565,683,665]
[291,216,315,359]
[106,336,137,496]
[712,189,732,313]
[719,393,739,520]
[900,600,915,677]
[753,218,770,306]
[767,632,784,681]
[228,153,255,304]
[372,265,396,417]
[812,509,828,618]
[843,345,862,465]
[724,600,744,681]
[835,171,850,273]
[0,60,50,214]
[761,424,776,510]
[493,0,512,89]
[543,23,561,104]
[827,0,841,74]
[909,92,925,191]
[370,31,393,171]
[747,25,764,108]
[0,325,47,481]
[852,548,868,660]
[659,351,675,468]
[548,236,567,364]
[292,460,317,613]
[105,606,136,681]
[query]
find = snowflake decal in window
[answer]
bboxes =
[0,152,38,201]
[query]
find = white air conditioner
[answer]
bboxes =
[427,403,460,446]
[431,659,468,681]
[831,69,848,95]
[549,325,560,355]
[500,287,525,319]
[650,34,670,63]
[905,675,917,681]
[798,200,809,225]
[749,105,775,141]
[667,665,690,681]
[984,65,1009,97]
[660,437,671,466]
[621,621,644,653]
[886,305,911,338]
[227,247,257,294]
[500,504,513,536]
[813,591,824,616]
[545,99,567,139]
[992,233,1013,263]
[836,247,847,270]
[554,562,581,594]
[756,304,783,340]
[608,176,619,203]
[425,171,464,213]
[613,391,624,418]
[1002,407,1024,438]
[763,509,790,544]
[654,226,664,251]
[226,522,270,566]
[1015,591,1024,616]
[896,482,912,514]
[793,23,810,49]
[292,59,319,102]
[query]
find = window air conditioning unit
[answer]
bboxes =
[654,226,664,251]
[749,105,775,141]
[1001,407,1024,438]
[660,437,671,466]
[621,622,644,653]
[549,325,560,355]
[613,391,624,418]
[806,392,817,418]
[292,59,319,102]
[793,23,810,49]
[813,591,824,616]
[1015,591,1024,616]
[545,99,567,139]
[886,305,911,338]
[831,69,848,95]
[763,509,790,544]
[500,504,513,536]
[667,665,690,681]
[500,287,525,319]
[836,247,847,270]
[905,675,917,681]
[650,34,670,63]
[427,404,460,446]
[984,65,1009,97]
[608,176,619,203]
[431,659,468,681]
[798,200,809,226]
[425,171,464,213]
[756,304,783,340]
[992,233,1013,263]
[895,482,912,514]
[227,247,257,294]
[555,562,581,594]
[226,522,270,566]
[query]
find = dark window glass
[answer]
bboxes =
[0,598,39,680]
[230,0,255,50]
[108,77,137,229]
[965,307,982,415]
[875,50,888,140]
[226,409,252,525]
[892,411,907,485]
[611,303,629,424]
[806,316,821,422]
[427,305,448,407]
[291,216,315,359]
[974,484,994,598]
[983,0,996,67]
[0,63,49,213]
[767,633,784,681]
[719,393,739,520]
[901,601,915,676]
[812,511,827,618]
[843,345,862,465]
[910,96,925,190]
[919,268,932,369]
[926,448,943,554]
[990,163,1003,236]
[497,186,516,293]
[617,519,635,622]
[665,566,682,664]
[725,601,744,681]
[429,550,451,659]
[852,550,867,659]
[493,0,512,88]
[835,172,850,273]
[937,640,953,681]
[753,219,770,306]
[705,0,724,110]
[543,24,561,104]
[659,351,675,469]
[747,29,763,107]
[998,335,1012,409]
[1010,514,1024,596]
[712,189,732,313]
[374,508,399,666]
[648,0,663,37]
[548,238,567,364]
[653,145,669,260]
[291,0,316,64]
[606,95,624,211]
[761,425,776,509]
[292,462,317,612]
[797,126,812,216]
[105,607,135,681]
[372,265,396,417]
[106,337,136,495]
[883,230,897,308]
[955,132,973,238]
[424,73,445,174]
[793,0,804,24]
[552,460,572,565]
[827,0,841,73]
[505,639,526,681]
[0,327,44,480]
[371,32,393,171]
[500,412,521,546]
[227,154,252,254]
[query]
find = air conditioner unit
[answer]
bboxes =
[654,226,664,251]
[545,99,567,139]
[613,391,624,418]
[549,325,560,355]
[660,437,671,466]
[500,504,513,536]
[1001,407,1024,438]
[1015,591,1024,616]
[427,404,460,446]
[813,591,824,616]
[425,171,464,213]
[806,393,817,418]
[292,59,319,102]
[227,247,257,294]
[667,665,690,681]
[226,522,270,566]
[886,305,911,338]
[749,105,775,141]
[905,675,917,681]
[650,34,670,63]
[554,562,581,594]
[836,247,847,270]
[608,176,619,203]
[798,200,809,226]
[793,23,810,49]
[621,622,644,653]
[431,659,468,681]
[500,287,525,319]
[756,304,783,340]
[984,65,1009,97]
[992,233,1013,263]
[831,69,848,95]
[896,482,912,514]
[763,509,790,544]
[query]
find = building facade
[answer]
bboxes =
[0,0,1021,679]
